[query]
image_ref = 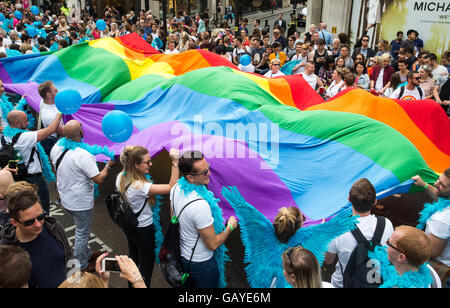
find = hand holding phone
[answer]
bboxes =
[8,160,18,170]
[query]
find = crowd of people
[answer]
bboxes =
[0,1,448,289]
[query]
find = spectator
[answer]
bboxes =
[0,169,14,213]
[390,71,424,100]
[240,29,250,47]
[232,37,250,66]
[283,35,297,59]
[390,31,404,60]
[335,56,346,69]
[339,45,354,70]
[354,62,370,90]
[272,28,286,50]
[291,43,309,75]
[165,40,179,54]
[326,68,347,99]
[352,35,375,62]
[255,46,272,75]
[309,38,332,75]
[418,65,436,99]
[0,245,32,288]
[433,71,449,114]
[116,146,180,288]
[269,42,287,67]
[0,181,73,288]
[342,72,356,91]
[318,56,335,87]
[302,61,324,91]
[303,24,316,43]
[273,13,287,34]
[170,150,238,288]
[397,59,410,83]
[325,178,394,288]
[318,22,332,48]
[330,38,341,59]
[50,120,115,272]
[412,51,430,71]
[383,72,402,98]
[354,53,366,68]
[370,53,395,95]
[264,58,285,78]
[427,53,448,81]
[282,246,334,288]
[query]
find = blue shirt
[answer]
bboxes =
[20,227,66,288]
[319,30,332,47]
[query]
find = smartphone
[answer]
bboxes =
[101,257,121,273]
[8,160,18,169]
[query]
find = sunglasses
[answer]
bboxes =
[18,211,46,227]
[362,39,369,42]
[272,63,280,66]
[191,163,210,176]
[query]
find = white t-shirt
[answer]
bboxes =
[326,80,345,98]
[375,68,384,92]
[50,144,100,211]
[170,183,214,262]
[301,73,318,90]
[0,131,42,174]
[328,215,394,288]
[291,55,307,75]
[425,207,450,266]
[39,100,63,138]
[165,49,179,55]
[432,65,448,81]
[115,173,153,228]
[390,86,423,100]
[264,70,285,78]
[238,63,255,73]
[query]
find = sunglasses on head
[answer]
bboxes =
[18,211,46,227]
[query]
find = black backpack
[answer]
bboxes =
[104,183,147,233]
[342,216,386,288]
[158,189,203,288]
[0,133,22,169]
[398,85,423,100]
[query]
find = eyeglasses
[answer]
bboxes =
[18,211,46,227]
[190,163,210,176]
[387,238,404,254]
[140,160,152,166]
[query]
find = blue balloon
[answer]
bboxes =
[31,6,39,15]
[0,13,4,22]
[102,110,133,143]
[26,26,37,38]
[55,89,82,115]
[14,11,22,20]
[240,54,251,66]
[96,19,106,32]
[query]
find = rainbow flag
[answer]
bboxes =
[1,34,447,225]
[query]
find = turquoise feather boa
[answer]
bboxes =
[176,177,229,288]
[56,138,115,198]
[3,126,55,183]
[416,198,450,230]
[1,95,35,129]
[143,174,164,263]
[368,246,433,288]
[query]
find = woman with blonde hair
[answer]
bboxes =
[418,65,435,99]
[115,146,180,287]
[282,246,334,288]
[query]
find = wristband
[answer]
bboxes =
[424,183,428,189]
[228,224,233,232]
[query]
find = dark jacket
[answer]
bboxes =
[370,65,396,88]
[0,216,73,270]
[352,47,376,62]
